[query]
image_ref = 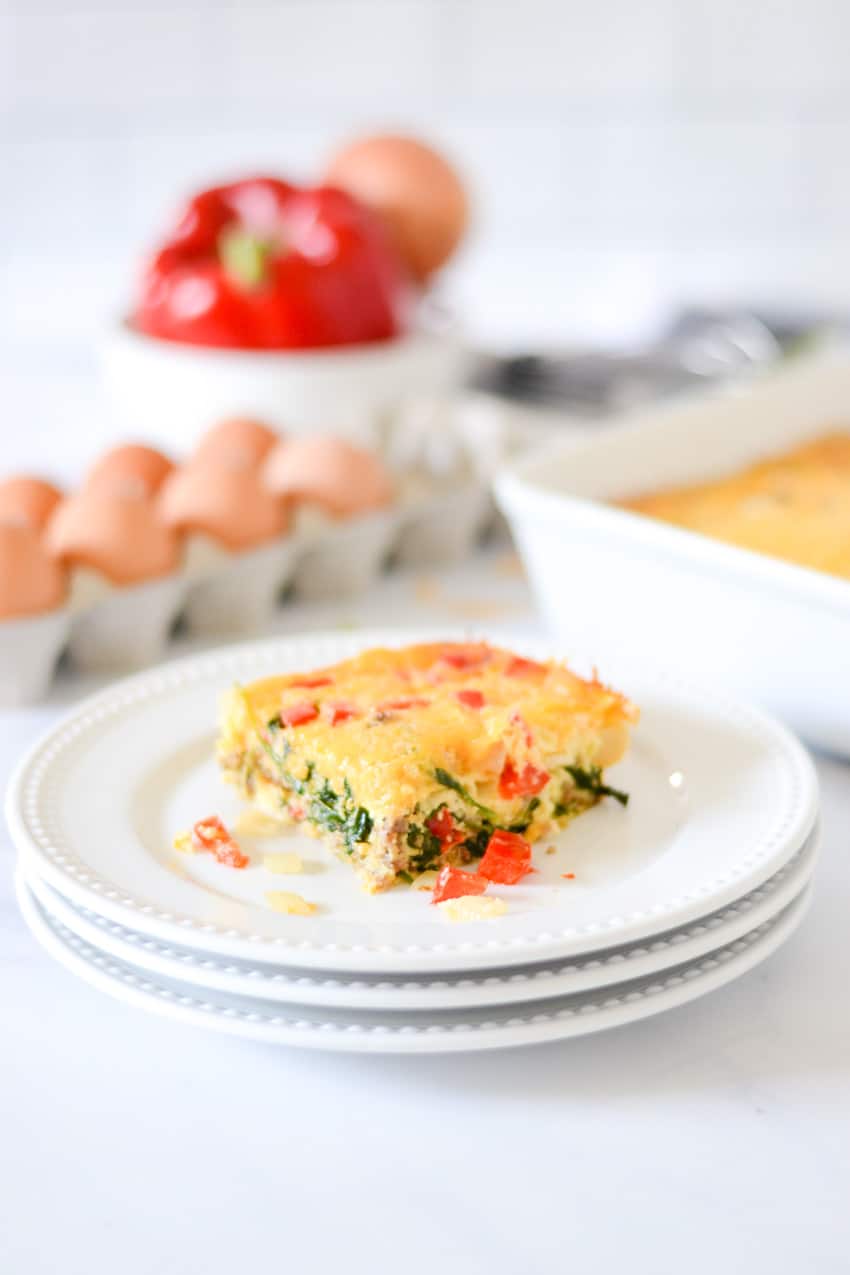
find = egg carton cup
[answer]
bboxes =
[180,536,301,635]
[288,506,401,601]
[0,609,72,705]
[392,480,494,568]
[181,472,498,616]
[65,571,189,672]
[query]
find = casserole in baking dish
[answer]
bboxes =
[496,347,850,756]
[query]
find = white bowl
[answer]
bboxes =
[496,347,850,758]
[101,316,468,453]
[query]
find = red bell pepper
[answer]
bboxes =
[505,655,547,678]
[325,700,359,725]
[190,815,249,869]
[376,697,430,712]
[431,865,488,905]
[425,807,466,853]
[280,701,319,727]
[437,644,492,670]
[134,177,409,350]
[477,829,533,885]
[455,689,485,709]
[498,758,550,799]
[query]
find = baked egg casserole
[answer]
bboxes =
[622,431,850,580]
[217,641,637,893]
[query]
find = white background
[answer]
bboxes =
[5,0,850,454]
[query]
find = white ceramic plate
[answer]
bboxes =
[16,871,812,1054]
[6,630,819,974]
[19,827,819,1011]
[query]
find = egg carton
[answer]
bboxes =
[0,390,536,705]
[0,475,495,706]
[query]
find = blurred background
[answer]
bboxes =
[5,0,850,454]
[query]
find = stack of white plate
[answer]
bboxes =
[7,632,820,1055]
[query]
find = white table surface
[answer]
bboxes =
[2,550,849,1275]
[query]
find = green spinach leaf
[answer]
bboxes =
[564,764,629,807]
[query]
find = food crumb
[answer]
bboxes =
[235,808,288,838]
[411,870,439,892]
[545,845,556,855]
[439,896,508,922]
[265,890,317,916]
[263,852,304,875]
[562,872,576,880]
[181,815,250,869]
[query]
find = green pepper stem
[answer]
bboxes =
[218,227,274,289]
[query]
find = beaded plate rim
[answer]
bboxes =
[16,869,812,1054]
[21,828,819,1010]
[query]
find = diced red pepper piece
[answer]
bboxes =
[431,865,489,904]
[455,689,485,709]
[280,701,319,727]
[484,830,532,861]
[505,655,547,678]
[191,815,250,869]
[377,697,430,711]
[425,807,466,852]
[326,700,359,725]
[498,758,550,799]
[477,829,533,885]
[289,675,333,689]
[438,644,492,670]
[479,853,531,885]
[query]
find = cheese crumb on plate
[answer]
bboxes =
[438,896,508,922]
[172,832,195,855]
[262,852,304,875]
[265,890,317,916]
[235,809,288,838]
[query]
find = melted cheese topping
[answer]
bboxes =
[622,431,850,580]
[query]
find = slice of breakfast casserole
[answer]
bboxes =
[217,641,637,893]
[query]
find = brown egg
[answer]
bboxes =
[324,134,469,281]
[85,444,175,499]
[262,436,393,518]
[159,461,288,551]
[47,492,181,586]
[0,476,64,531]
[0,523,67,619]
[193,418,280,471]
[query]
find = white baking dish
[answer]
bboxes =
[496,347,850,757]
